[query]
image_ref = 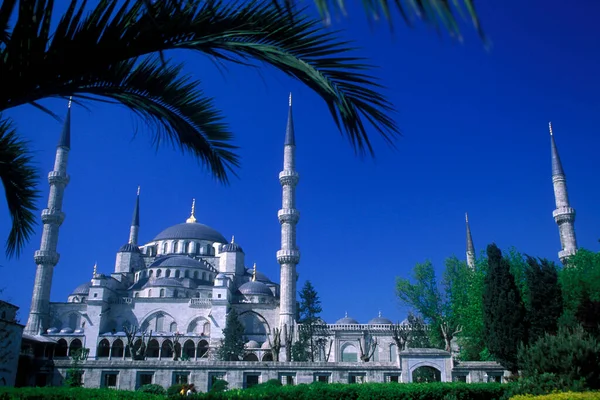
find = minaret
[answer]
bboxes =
[465,212,476,269]
[25,100,72,335]
[128,186,140,245]
[549,122,577,263]
[277,93,300,329]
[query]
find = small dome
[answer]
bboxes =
[153,222,227,243]
[143,277,184,288]
[60,327,74,334]
[221,241,244,253]
[335,315,359,325]
[238,281,273,297]
[71,282,91,296]
[46,327,59,334]
[245,268,271,283]
[150,255,206,269]
[245,340,260,349]
[261,341,271,350]
[215,273,226,279]
[118,243,141,253]
[74,328,85,334]
[368,314,393,325]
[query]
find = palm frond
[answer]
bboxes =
[1,0,400,157]
[0,117,39,258]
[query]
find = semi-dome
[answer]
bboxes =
[150,255,206,269]
[238,281,273,296]
[71,282,91,296]
[368,313,393,325]
[118,243,141,253]
[153,222,227,243]
[335,314,359,325]
[143,278,184,288]
[245,340,260,349]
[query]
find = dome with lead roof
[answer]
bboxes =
[335,313,359,325]
[368,312,393,325]
[71,282,91,296]
[153,222,227,243]
[238,281,273,296]
[119,243,141,253]
[150,255,207,269]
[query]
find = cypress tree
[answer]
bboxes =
[525,256,563,343]
[217,308,245,361]
[483,243,527,372]
[297,280,323,361]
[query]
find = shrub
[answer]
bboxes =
[209,379,228,393]
[167,384,186,396]
[510,392,600,400]
[0,387,163,400]
[137,384,166,395]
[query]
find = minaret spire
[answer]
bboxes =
[465,212,476,269]
[277,93,300,331]
[25,100,72,334]
[548,122,577,263]
[186,198,197,223]
[128,186,140,245]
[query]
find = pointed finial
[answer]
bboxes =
[345,311,348,318]
[68,96,73,108]
[92,262,97,278]
[289,92,292,107]
[549,121,553,136]
[378,311,382,318]
[231,235,235,244]
[252,262,257,282]
[465,212,469,223]
[186,198,197,223]
[137,186,141,196]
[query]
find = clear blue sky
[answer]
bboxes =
[1,0,599,325]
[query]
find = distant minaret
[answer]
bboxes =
[549,122,577,263]
[277,93,301,329]
[128,186,140,245]
[465,212,476,269]
[25,100,72,335]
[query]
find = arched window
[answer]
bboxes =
[149,269,153,277]
[146,339,159,358]
[111,339,124,358]
[156,269,162,277]
[155,314,165,332]
[183,340,195,358]
[162,242,168,254]
[197,340,209,358]
[97,339,110,358]
[173,289,178,298]
[170,322,178,332]
[55,339,68,357]
[194,271,198,279]
[148,289,152,297]
[202,272,206,281]
[202,322,211,336]
[173,241,179,253]
[161,340,173,358]
[341,343,358,362]
[134,292,139,298]
[166,269,171,278]
[184,270,189,278]
[183,241,189,253]
[175,270,180,278]
[389,344,398,362]
[160,289,165,298]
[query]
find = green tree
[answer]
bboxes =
[560,249,600,336]
[405,312,433,349]
[296,280,323,361]
[483,243,527,373]
[0,0,401,258]
[525,256,562,344]
[217,308,245,361]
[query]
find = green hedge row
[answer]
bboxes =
[0,383,508,400]
[193,382,508,400]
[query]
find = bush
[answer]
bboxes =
[167,384,186,396]
[209,380,228,393]
[137,384,166,395]
[0,387,163,400]
[518,326,600,391]
[510,393,600,400]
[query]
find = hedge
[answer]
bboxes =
[0,387,162,400]
[511,393,600,400]
[192,382,508,400]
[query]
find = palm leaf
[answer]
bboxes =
[0,117,39,258]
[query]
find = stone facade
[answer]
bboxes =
[0,301,24,387]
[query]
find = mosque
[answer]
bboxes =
[10,96,577,389]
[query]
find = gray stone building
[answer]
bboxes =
[0,300,24,387]
[14,101,576,390]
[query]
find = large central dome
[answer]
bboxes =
[153,222,227,243]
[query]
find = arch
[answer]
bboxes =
[183,340,196,358]
[193,271,199,279]
[186,316,210,334]
[111,339,124,358]
[162,242,168,254]
[170,322,178,332]
[148,289,152,297]
[184,270,189,278]
[161,340,173,358]
[239,310,270,336]
[147,339,160,358]
[412,365,441,383]
[149,269,153,277]
[175,270,181,278]
[183,241,190,253]
[139,310,176,333]
[166,269,171,278]
[243,353,259,361]
[197,340,209,358]
[68,338,82,356]
[156,269,162,278]
[97,339,110,358]
[262,352,273,361]
[389,343,398,362]
[54,339,68,357]
[160,289,165,298]
[173,241,179,253]
[173,289,178,298]
[341,342,358,362]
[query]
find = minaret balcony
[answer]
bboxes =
[559,248,577,262]
[277,249,300,264]
[47,171,70,185]
[278,209,300,224]
[34,250,59,266]
[279,170,299,186]
[553,207,575,223]
[41,209,65,225]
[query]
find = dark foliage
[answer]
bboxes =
[483,243,527,372]
[136,385,165,395]
[524,256,563,344]
[216,308,245,361]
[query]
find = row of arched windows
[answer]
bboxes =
[142,241,216,257]
[97,338,209,359]
[135,268,215,283]
[54,338,82,357]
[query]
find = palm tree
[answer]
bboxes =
[0,0,483,258]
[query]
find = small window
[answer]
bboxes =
[314,374,330,383]
[279,374,295,386]
[173,372,189,385]
[166,269,171,278]
[138,372,153,388]
[208,373,226,391]
[349,374,366,384]
[454,375,467,383]
[102,372,119,388]
[385,374,400,383]
[160,289,165,297]
[93,293,98,298]
[157,269,162,278]
[244,373,260,389]
[217,294,222,299]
